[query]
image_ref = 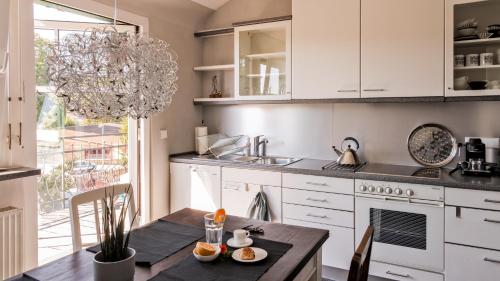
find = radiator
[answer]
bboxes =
[0,207,22,280]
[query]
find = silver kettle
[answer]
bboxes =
[333,137,361,166]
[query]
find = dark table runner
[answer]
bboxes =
[149,233,293,281]
[87,220,205,266]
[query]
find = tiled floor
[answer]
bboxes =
[38,203,99,265]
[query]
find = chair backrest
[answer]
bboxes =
[69,183,137,252]
[347,225,374,281]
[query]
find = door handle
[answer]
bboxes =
[485,199,500,204]
[306,198,328,203]
[305,181,328,187]
[385,271,411,278]
[484,218,500,224]
[363,88,386,92]
[484,257,500,264]
[306,213,328,219]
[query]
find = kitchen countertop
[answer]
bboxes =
[0,167,41,182]
[170,153,500,192]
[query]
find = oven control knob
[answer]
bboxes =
[359,185,368,192]
[377,186,384,193]
[406,189,415,196]
[394,188,403,195]
[385,187,392,194]
[368,185,376,192]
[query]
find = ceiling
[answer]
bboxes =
[190,0,230,10]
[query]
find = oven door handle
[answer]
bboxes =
[356,194,444,208]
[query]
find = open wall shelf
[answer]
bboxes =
[193,64,234,71]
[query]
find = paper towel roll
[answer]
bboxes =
[195,126,208,138]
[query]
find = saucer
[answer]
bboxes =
[227,237,253,248]
[232,247,267,263]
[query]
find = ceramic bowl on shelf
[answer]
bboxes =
[457,27,477,37]
[468,80,488,90]
[454,76,469,90]
[478,32,494,40]
[457,18,478,29]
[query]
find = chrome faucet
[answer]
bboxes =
[253,135,268,156]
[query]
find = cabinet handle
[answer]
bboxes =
[484,257,500,264]
[385,271,410,278]
[305,182,328,187]
[306,197,328,203]
[223,186,240,191]
[484,199,500,204]
[363,89,386,92]
[484,218,500,224]
[7,123,11,150]
[306,213,328,219]
[337,89,358,93]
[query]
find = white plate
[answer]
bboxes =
[193,246,221,262]
[227,237,253,248]
[232,247,268,263]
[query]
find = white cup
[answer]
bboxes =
[233,229,250,244]
[466,54,480,67]
[455,54,465,67]
[480,53,494,66]
[454,76,469,90]
[489,80,500,89]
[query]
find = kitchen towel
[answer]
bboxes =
[148,233,293,281]
[246,191,272,221]
[87,220,205,267]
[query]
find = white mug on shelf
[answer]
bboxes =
[455,54,465,67]
[480,53,494,66]
[466,54,480,67]
[489,80,500,89]
[233,229,250,245]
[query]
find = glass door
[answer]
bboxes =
[235,20,291,99]
[34,0,138,264]
[446,0,500,97]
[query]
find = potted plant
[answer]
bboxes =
[93,185,138,281]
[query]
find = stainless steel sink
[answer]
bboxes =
[252,156,301,166]
[192,154,301,166]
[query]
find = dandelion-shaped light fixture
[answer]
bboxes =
[47,1,178,119]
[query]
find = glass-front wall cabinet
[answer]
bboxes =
[235,20,291,99]
[447,0,500,97]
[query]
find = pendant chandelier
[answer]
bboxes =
[47,1,178,119]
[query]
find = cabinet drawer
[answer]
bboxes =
[445,188,500,211]
[282,173,353,194]
[283,188,353,211]
[370,261,443,281]
[284,218,353,270]
[445,206,500,250]
[222,167,281,186]
[446,244,500,281]
[283,203,353,228]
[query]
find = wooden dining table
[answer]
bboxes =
[16,208,329,281]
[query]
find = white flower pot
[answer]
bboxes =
[93,248,136,281]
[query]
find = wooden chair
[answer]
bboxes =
[69,183,138,252]
[347,225,375,281]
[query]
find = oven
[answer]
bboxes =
[355,180,444,273]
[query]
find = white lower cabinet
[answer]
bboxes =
[169,163,221,213]
[370,261,443,281]
[221,181,282,223]
[283,218,353,269]
[445,243,500,281]
[445,206,500,251]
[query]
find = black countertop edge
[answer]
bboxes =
[0,167,41,182]
[170,153,500,192]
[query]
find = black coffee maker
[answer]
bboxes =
[465,138,486,162]
[450,138,497,176]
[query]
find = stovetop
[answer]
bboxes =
[321,161,366,173]
[358,163,442,179]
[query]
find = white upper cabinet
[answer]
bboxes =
[445,0,500,97]
[292,0,360,99]
[234,21,291,100]
[361,0,444,98]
